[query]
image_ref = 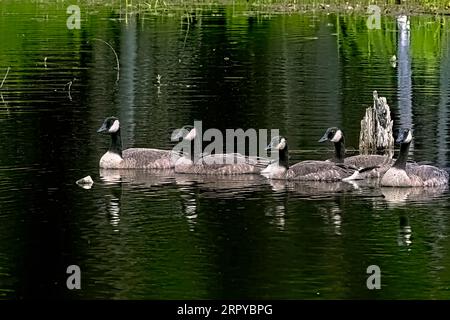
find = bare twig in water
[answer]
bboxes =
[93,38,120,84]
[183,18,190,50]
[156,74,162,95]
[0,67,10,89]
[0,92,9,114]
[65,79,74,101]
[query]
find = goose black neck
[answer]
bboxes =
[279,145,289,169]
[109,130,123,156]
[333,138,345,163]
[393,141,410,169]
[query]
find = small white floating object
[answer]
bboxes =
[390,55,397,68]
[76,175,94,189]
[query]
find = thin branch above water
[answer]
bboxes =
[65,80,74,101]
[0,67,10,89]
[93,38,120,84]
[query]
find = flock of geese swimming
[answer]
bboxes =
[97,116,449,188]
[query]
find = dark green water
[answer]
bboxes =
[1,2,450,299]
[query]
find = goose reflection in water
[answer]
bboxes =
[380,186,448,207]
[318,202,343,236]
[98,183,122,232]
[398,215,412,247]
[99,169,176,186]
[263,188,287,231]
[174,174,268,199]
[266,181,349,234]
[101,170,202,232]
[178,185,199,232]
[107,194,121,231]
[174,175,271,230]
[268,180,355,197]
[98,169,271,231]
[378,187,448,247]
[98,169,177,232]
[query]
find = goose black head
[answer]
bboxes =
[396,128,413,144]
[266,136,287,151]
[171,125,196,141]
[97,117,120,134]
[318,127,343,143]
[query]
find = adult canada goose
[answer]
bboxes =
[319,127,395,179]
[319,127,422,180]
[172,126,269,175]
[319,127,394,167]
[97,116,180,169]
[261,136,355,181]
[381,128,449,187]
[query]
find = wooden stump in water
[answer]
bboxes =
[359,91,394,156]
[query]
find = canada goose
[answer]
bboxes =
[261,136,355,181]
[172,126,269,175]
[319,127,394,167]
[381,128,449,187]
[319,127,394,179]
[97,116,180,169]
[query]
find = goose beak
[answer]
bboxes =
[97,123,108,133]
[318,133,328,143]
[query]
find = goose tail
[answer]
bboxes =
[342,165,379,181]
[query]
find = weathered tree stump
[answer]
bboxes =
[359,91,394,156]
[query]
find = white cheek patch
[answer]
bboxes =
[185,127,197,141]
[404,131,412,143]
[171,128,183,141]
[331,130,343,143]
[276,138,286,150]
[109,120,120,133]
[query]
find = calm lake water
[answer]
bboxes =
[1,2,450,299]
